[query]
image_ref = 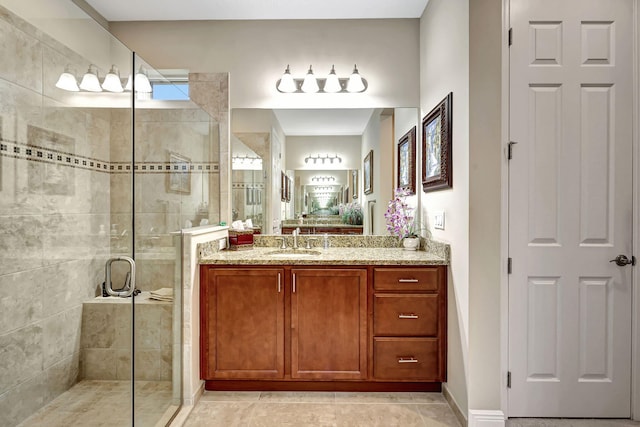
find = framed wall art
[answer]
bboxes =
[422,92,452,192]
[167,152,191,194]
[363,150,373,195]
[397,126,416,195]
[280,171,286,202]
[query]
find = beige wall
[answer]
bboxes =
[420,0,470,418]
[109,19,420,110]
[468,0,504,414]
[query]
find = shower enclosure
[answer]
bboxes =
[0,1,220,425]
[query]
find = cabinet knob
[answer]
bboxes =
[398,278,419,283]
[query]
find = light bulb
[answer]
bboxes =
[134,67,152,93]
[323,65,341,93]
[55,66,79,92]
[101,65,123,92]
[277,65,297,93]
[79,65,102,92]
[301,65,319,93]
[346,64,365,93]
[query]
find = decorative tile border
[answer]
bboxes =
[0,137,219,175]
[232,182,265,189]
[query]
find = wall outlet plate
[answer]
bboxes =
[434,211,445,230]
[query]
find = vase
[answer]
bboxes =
[402,237,420,251]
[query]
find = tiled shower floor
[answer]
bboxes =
[17,380,176,427]
[183,391,462,427]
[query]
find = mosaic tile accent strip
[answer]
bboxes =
[0,137,219,175]
[232,182,265,189]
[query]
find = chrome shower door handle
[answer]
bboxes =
[104,256,136,297]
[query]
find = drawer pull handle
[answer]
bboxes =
[398,314,419,319]
[398,357,418,364]
[398,279,419,283]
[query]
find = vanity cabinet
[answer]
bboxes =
[200,263,447,389]
[372,267,447,381]
[291,268,367,380]
[200,268,285,379]
[200,266,367,382]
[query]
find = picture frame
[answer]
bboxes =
[285,176,291,202]
[167,152,191,194]
[422,92,452,192]
[363,150,373,195]
[27,125,76,196]
[397,126,416,195]
[280,171,286,202]
[351,169,358,199]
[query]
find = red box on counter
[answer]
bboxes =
[228,229,254,250]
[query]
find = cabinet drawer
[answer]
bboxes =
[374,267,441,291]
[374,294,438,336]
[374,338,441,381]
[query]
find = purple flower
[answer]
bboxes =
[385,187,417,239]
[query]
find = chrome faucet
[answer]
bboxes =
[292,227,300,249]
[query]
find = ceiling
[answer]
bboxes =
[273,109,374,136]
[83,0,429,22]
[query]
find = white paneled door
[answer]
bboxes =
[509,0,634,417]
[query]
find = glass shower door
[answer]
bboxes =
[131,55,217,426]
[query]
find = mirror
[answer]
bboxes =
[231,134,266,231]
[294,169,358,216]
[231,107,420,235]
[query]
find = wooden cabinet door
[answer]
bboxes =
[290,268,367,380]
[201,267,284,379]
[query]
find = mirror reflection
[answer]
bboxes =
[231,134,266,232]
[231,108,419,235]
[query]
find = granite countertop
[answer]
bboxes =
[199,246,448,266]
[281,223,363,228]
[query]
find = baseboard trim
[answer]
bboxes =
[468,410,506,427]
[443,384,468,427]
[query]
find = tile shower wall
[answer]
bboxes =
[0,6,110,426]
[0,5,224,425]
[81,299,172,381]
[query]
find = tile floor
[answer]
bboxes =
[183,391,461,427]
[17,380,176,427]
[507,420,640,427]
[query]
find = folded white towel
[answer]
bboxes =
[150,288,173,297]
[231,220,245,230]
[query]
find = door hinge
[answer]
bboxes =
[508,141,518,160]
[507,371,512,388]
[508,28,513,46]
[507,257,512,274]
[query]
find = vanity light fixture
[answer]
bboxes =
[55,66,79,92]
[79,64,102,92]
[276,64,367,93]
[56,64,153,94]
[304,154,342,165]
[311,176,336,183]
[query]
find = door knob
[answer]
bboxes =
[609,255,636,267]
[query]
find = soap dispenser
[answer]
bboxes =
[323,233,330,249]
